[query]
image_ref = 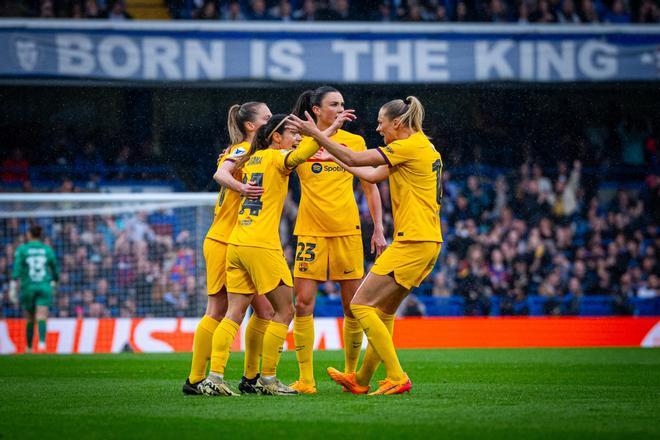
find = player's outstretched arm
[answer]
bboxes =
[289,112,387,168]
[315,148,389,183]
[214,160,264,199]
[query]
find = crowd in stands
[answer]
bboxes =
[0,211,205,318]
[1,99,659,318]
[1,139,176,192]
[5,0,659,23]
[1,156,658,318]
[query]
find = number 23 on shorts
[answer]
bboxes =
[296,242,316,262]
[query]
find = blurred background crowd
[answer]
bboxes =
[2,0,659,24]
[1,113,658,317]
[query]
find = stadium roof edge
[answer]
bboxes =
[1,19,660,35]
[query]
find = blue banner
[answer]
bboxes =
[1,21,659,83]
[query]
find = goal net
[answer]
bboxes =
[0,193,217,353]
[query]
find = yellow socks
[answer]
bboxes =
[350,304,404,382]
[343,317,363,373]
[209,318,240,376]
[261,321,289,377]
[244,314,270,379]
[293,315,315,384]
[188,315,220,383]
[356,310,395,386]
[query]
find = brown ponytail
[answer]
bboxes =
[226,101,265,145]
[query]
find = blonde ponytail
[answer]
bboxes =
[399,96,424,132]
[381,95,425,132]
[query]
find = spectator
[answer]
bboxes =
[272,0,294,20]
[558,0,581,22]
[454,0,469,20]
[1,148,29,184]
[248,0,273,19]
[637,0,660,22]
[294,0,317,20]
[485,0,510,21]
[103,0,132,19]
[74,141,106,183]
[222,0,246,20]
[530,0,558,21]
[84,0,102,18]
[193,0,220,19]
[604,0,631,22]
[39,0,55,17]
[579,0,601,22]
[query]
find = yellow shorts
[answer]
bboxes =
[293,235,364,281]
[203,238,227,295]
[370,241,442,290]
[226,244,293,295]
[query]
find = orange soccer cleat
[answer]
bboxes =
[368,374,412,396]
[326,367,369,395]
[289,380,318,395]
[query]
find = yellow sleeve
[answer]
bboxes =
[354,136,367,153]
[282,138,321,170]
[377,141,413,168]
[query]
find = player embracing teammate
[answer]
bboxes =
[186,89,443,397]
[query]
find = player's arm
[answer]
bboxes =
[289,113,387,168]
[283,139,321,170]
[360,180,388,256]
[9,248,22,304]
[285,111,357,169]
[315,149,389,183]
[214,160,264,199]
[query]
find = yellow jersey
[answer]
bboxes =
[228,148,293,250]
[376,131,443,243]
[205,142,250,243]
[294,129,366,237]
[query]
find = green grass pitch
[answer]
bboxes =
[1,348,658,439]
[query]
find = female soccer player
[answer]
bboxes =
[183,102,275,395]
[289,96,443,395]
[289,86,387,394]
[199,113,350,396]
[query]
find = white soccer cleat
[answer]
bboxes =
[37,342,46,352]
[256,376,299,396]
[200,373,239,397]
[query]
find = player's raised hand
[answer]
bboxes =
[241,181,264,199]
[323,109,357,137]
[312,148,334,162]
[288,112,322,137]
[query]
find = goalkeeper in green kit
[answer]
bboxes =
[9,225,60,353]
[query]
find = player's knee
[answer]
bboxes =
[225,308,246,324]
[276,304,295,325]
[294,296,314,316]
[206,310,225,321]
[254,307,274,321]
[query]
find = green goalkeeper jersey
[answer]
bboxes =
[12,240,60,292]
